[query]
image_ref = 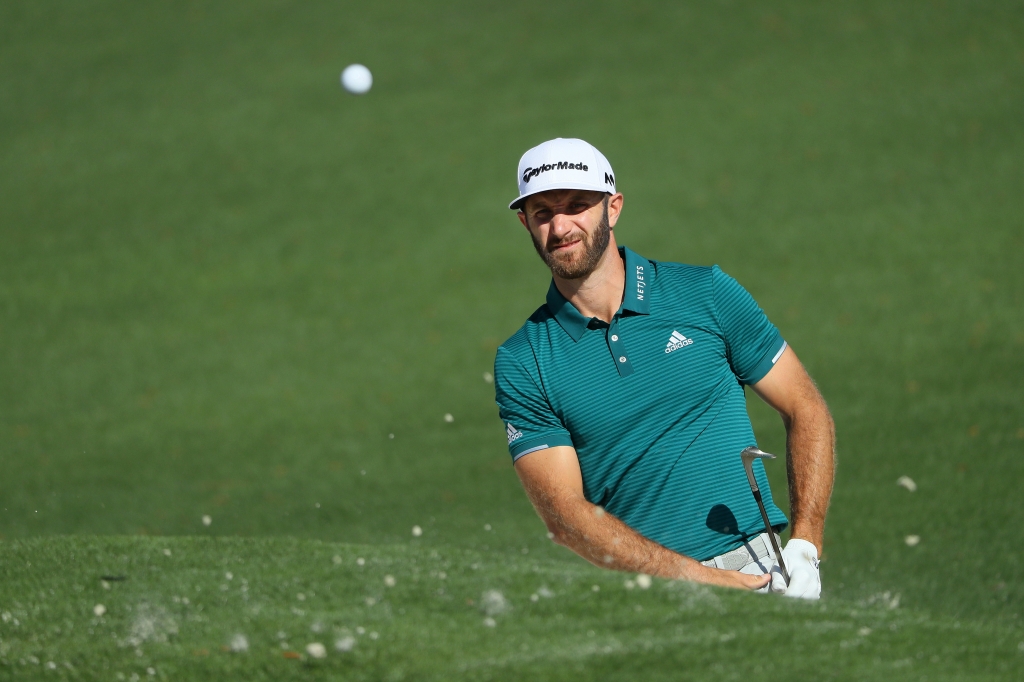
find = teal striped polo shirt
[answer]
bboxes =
[494,247,789,561]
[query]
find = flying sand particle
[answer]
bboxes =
[896,476,917,492]
[332,555,342,565]
[905,535,921,547]
[162,549,171,557]
[444,413,454,423]
[335,636,356,652]
[356,557,365,566]
[384,575,396,587]
[480,590,510,616]
[93,604,106,617]
[412,525,423,537]
[201,515,212,526]
[306,642,327,659]
[636,574,652,589]
[229,634,248,652]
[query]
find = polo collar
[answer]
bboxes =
[621,246,653,314]
[545,246,655,342]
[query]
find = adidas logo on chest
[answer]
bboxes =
[665,330,694,353]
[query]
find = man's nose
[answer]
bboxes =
[550,212,575,236]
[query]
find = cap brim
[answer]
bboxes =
[508,183,612,210]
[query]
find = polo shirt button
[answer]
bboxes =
[619,356,627,363]
[611,334,619,341]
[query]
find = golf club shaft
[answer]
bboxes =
[751,489,790,584]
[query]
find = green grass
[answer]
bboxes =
[2,537,1021,681]
[1,0,1023,678]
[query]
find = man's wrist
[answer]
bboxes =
[674,556,718,584]
[788,528,823,555]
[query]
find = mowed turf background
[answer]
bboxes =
[1,0,1023,679]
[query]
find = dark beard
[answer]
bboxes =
[530,201,611,280]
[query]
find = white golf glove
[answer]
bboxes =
[771,538,821,599]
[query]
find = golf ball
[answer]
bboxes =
[341,64,372,94]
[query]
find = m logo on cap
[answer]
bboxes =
[522,161,589,184]
[604,172,615,186]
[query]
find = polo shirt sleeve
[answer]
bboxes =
[494,347,574,462]
[711,265,787,385]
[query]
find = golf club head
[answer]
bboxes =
[740,446,777,491]
[741,446,776,463]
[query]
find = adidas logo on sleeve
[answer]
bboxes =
[665,330,694,353]
[506,423,523,444]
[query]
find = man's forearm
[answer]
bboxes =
[541,495,707,581]
[513,446,770,591]
[784,400,835,553]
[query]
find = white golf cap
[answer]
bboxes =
[508,138,616,210]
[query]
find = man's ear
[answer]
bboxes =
[517,210,530,231]
[607,193,624,229]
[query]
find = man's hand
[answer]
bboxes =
[771,538,821,599]
[514,446,770,592]
[703,567,773,592]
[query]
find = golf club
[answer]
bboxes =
[740,446,790,585]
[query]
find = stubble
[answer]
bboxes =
[529,200,611,280]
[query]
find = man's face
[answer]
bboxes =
[518,190,619,280]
